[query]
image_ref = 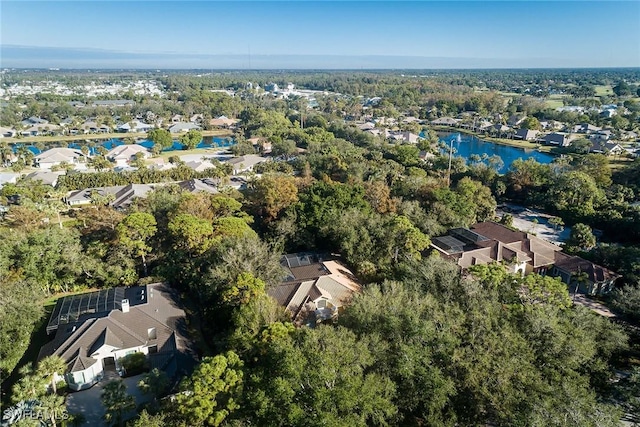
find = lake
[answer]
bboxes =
[439,132,554,173]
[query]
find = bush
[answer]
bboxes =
[118,352,148,377]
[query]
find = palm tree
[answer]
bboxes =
[571,269,590,301]
[36,393,65,427]
[101,379,135,427]
[37,355,67,394]
[12,364,46,403]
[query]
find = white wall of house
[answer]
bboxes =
[66,360,103,391]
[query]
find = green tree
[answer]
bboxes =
[116,212,157,276]
[11,364,47,403]
[102,379,136,427]
[127,410,166,427]
[0,280,43,379]
[147,128,173,149]
[221,272,266,307]
[175,351,244,426]
[271,139,297,159]
[35,393,66,427]
[179,129,203,150]
[36,355,66,394]
[248,174,299,222]
[566,223,597,252]
[168,213,214,255]
[242,325,397,426]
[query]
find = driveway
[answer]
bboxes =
[66,369,151,426]
[497,206,571,245]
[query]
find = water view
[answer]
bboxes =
[439,132,554,173]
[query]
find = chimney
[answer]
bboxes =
[122,299,130,313]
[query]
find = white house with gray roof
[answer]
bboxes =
[38,283,192,391]
[34,147,85,169]
[106,144,151,167]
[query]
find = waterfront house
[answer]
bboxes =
[431,117,460,126]
[116,120,153,133]
[544,132,573,147]
[169,122,201,133]
[514,128,539,141]
[209,116,239,128]
[34,147,84,169]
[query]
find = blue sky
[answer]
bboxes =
[1,1,639,68]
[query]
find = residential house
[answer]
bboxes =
[80,121,111,134]
[589,141,625,156]
[169,122,200,133]
[25,171,64,187]
[65,183,154,209]
[91,100,135,107]
[34,147,84,169]
[367,128,392,139]
[116,120,153,133]
[589,130,613,142]
[507,114,527,127]
[178,178,219,194]
[170,114,184,123]
[514,128,539,141]
[21,117,48,126]
[0,173,19,188]
[544,132,573,147]
[106,144,151,167]
[492,123,511,134]
[396,131,421,144]
[573,123,602,134]
[209,116,238,128]
[184,160,216,172]
[431,222,564,276]
[38,283,193,391]
[268,253,361,326]
[21,123,62,137]
[225,154,268,174]
[190,114,204,124]
[620,131,638,141]
[0,126,17,138]
[431,117,460,126]
[551,253,620,296]
[356,122,376,131]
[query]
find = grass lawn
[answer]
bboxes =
[608,157,634,170]
[156,146,230,161]
[544,99,565,109]
[595,85,614,96]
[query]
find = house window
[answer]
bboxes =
[317,299,327,309]
[148,345,158,354]
[147,327,157,340]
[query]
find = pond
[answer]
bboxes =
[439,132,554,173]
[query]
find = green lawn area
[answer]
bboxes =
[156,146,229,161]
[544,99,565,109]
[595,85,613,96]
[608,157,634,170]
